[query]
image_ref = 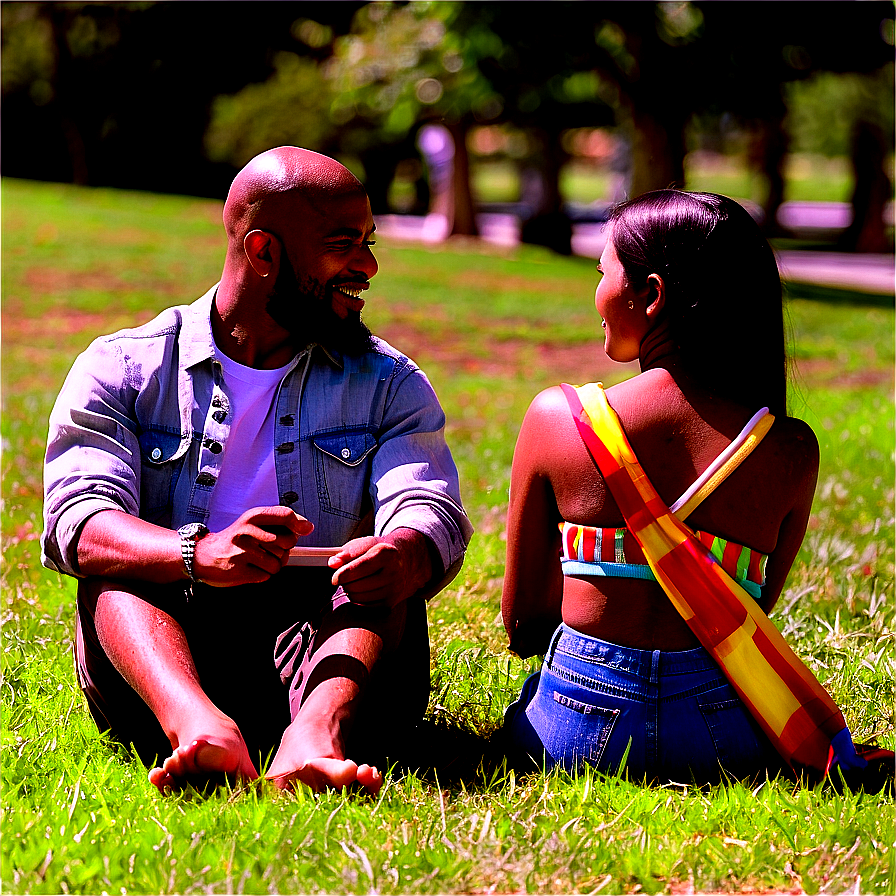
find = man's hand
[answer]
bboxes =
[328,528,434,608]
[194,507,313,587]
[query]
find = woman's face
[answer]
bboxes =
[594,230,647,363]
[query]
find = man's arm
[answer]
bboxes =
[327,527,437,608]
[77,506,313,586]
[344,365,472,605]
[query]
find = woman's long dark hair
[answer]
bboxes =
[608,190,787,417]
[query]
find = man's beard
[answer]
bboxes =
[266,259,373,357]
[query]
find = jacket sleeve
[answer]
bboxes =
[41,339,143,577]
[371,365,473,600]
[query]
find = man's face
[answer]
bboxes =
[266,191,379,355]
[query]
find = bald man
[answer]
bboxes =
[42,147,472,796]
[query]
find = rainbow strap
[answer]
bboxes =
[560,522,767,600]
[562,382,854,778]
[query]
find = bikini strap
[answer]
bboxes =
[670,407,775,520]
[575,383,774,522]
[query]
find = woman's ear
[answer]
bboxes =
[645,273,666,319]
[244,229,279,279]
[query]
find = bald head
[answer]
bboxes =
[223,146,365,242]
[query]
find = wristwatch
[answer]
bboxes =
[177,522,209,583]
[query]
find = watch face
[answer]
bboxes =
[179,523,207,539]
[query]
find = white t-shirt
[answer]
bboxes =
[206,351,292,532]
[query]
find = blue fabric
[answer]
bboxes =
[561,559,764,600]
[504,623,780,784]
[41,286,471,596]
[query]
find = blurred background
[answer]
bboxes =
[3,0,894,258]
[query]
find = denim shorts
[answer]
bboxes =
[504,623,780,785]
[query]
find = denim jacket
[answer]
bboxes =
[41,286,472,597]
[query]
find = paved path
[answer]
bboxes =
[377,210,895,296]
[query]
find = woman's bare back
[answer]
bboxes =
[502,368,819,654]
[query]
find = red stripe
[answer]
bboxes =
[653,547,747,643]
[600,528,615,562]
[780,699,846,767]
[748,550,763,584]
[564,525,577,561]
[722,540,742,578]
[624,531,646,564]
[583,526,596,562]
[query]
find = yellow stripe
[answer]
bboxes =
[713,621,802,738]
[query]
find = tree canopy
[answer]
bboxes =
[3,1,893,248]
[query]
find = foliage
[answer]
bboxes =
[204,53,338,169]
[786,64,896,158]
[325,1,501,138]
[2,179,894,894]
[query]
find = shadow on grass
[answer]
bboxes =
[784,280,894,309]
[390,718,895,796]
[388,717,515,787]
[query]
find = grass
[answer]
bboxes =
[2,178,894,894]
[473,154,861,207]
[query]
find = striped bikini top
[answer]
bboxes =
[559,405,774,601]
[559,522,767,600]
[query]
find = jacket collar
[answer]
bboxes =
[181,284,345,371]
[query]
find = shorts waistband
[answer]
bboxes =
[548,623,719,680]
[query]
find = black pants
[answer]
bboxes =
[75,568,431,769]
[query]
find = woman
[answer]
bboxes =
[501,190,853,785]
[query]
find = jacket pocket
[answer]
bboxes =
[137,427,187,522]
[311,429,377,521]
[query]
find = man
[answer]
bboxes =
[41,147,472,796]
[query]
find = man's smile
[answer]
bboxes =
[331,281,368,317]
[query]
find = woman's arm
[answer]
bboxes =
[502,391,565,658]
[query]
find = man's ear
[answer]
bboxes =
[244,230,279,279]
[645,273,666,319]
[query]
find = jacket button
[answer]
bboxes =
[208,442,222,454]
[150,448,162,461]
[340,448,351,460]
[276,442,295,454]
[196,472,217,487]
[212,410,226,423]
[279,415,295,426]
[281,491,299,505]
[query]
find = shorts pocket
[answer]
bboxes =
[697,686,767,778]
[528,682,620,773]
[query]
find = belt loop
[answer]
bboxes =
[546,624,564,668]
[651,649,661,684]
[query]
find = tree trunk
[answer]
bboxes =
[48,7,89,185]
[747,115,788,236]
[519,126,572,255]
[446,119,478,237]
[840,120,892,253]
[626,105,686,198]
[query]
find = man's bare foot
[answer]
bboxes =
[268,758,383,796]
[266,715,383,796]
[148,714,259,794]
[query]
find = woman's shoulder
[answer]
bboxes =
[526,384,582,421]
[766,413,820,470]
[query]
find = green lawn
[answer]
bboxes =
[2,178,893,894]
[473,154,859,206]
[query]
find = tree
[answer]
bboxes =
[323,1,504,234]
[0,2,363,196]
[693,1,894,239]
